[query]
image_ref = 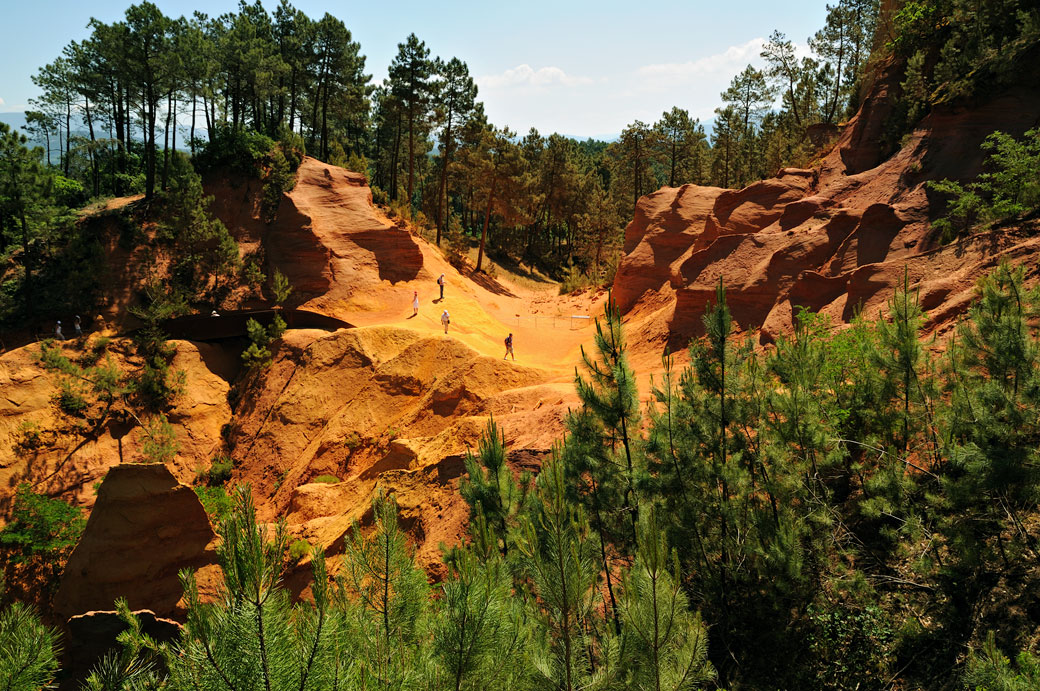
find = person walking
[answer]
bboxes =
[74,315,82,337]
[55,321,65,341]
[437,273,445,300]
[412,290,420,316]
[503,332,514,360]
[441,309,451,334]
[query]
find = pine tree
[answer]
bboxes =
[459,416,527,557]
[429,548,529,691]
[516,453,614,691]
[0,593,61,691]
[339,490,430,690]
[433,57,477,242]
[171,486,349,690]
[388,34,435,214]
[620,508,715,691]
[942,263,1040,569]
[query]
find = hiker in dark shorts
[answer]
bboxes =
[437,273,445,300]
[503,333,514,360]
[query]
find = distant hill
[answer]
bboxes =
[0,111,28,133]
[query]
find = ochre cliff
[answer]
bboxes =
[613,85,1040,348]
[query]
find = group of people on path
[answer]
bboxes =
[54,315,83,341]
[411,273,515,360]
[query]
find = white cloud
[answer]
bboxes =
[636,38,766,85]
[0,97,6,108]
[477,64,594,89]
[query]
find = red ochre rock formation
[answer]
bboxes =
[53,463,220,620]
[226,325,570,576]
[614,85,1040,349]
[262,159,425,314]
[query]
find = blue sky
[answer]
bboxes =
[0,0,827,137]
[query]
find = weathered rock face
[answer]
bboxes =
[0,339,232,510]
[53,463,220,620]
[614,85,1040,348]
[227,325,570,575]
[261,160,425,314]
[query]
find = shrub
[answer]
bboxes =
[277,129,306,171]
[289,538,312,561]
[371,185,389,207]
[558,261,599,295]
[194,124,275,177]
[0,483,85,581]
[344,431,362,449]
[963,632,1040,690]
[140,414,178,465]
[241,258,265,294]
[194,486,234,522]
[13,421,45,451]
[241,314,286,370]
[56,380,88,416]
[930,128,1040,241]
[207,456,234,486]
[313,475,339,484]
[271,270,292,305]
[261,147,295,223]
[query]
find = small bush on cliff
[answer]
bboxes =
[0,483,85,587]
[930,129,1040,241]
[241,315,286,370]
[140,414,178,465]
[193,124,275,177]
[194,486,233,522]
[206,456,233,486]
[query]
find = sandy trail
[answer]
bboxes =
[281,157,619,384]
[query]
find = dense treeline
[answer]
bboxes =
[882,0,1040,154]
[4,262,1040,689]
[7,0,885,291]
[7,0,1039,316]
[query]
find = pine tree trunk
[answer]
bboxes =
[476,174,496,271]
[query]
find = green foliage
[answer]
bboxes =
[57,379,89,416]
[340,490,430,688]
[312,475,339,484]
[963,632,1040,691]
[0,483,85,588]
[459,416,527,557]
[194,124,276,177]
[12,421,46,452]
[241,314,287,370]
[129,282,188,410]
[620,508,716,691]
[930,129,1040,241]
[260,146,296,223]
[289,538,312,561]
[38,341,127,429]
[206,456,234,486]
[429,549,529,690]
[806,603,894,689]
[140,413,178,465]
[0,597,61,690]
[884,0,1040,141]
[158,153,240,298]
[170,486,350,689]
[271,269,292,305]
[194,486,233,523]
[516,453,611,690]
